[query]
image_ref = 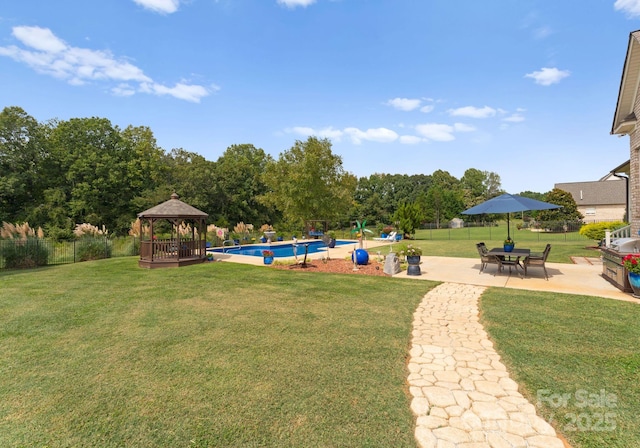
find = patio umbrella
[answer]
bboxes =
[461,193,561,240]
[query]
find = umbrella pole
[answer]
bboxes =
[507,214,511,240]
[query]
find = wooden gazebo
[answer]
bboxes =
[137,193,208,268]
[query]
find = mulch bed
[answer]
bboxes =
[270,257,388,276]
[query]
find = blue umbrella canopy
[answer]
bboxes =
[461,193,561,239]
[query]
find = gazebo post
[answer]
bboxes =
[149,219,155,261]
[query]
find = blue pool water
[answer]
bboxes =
[210,240,351,258]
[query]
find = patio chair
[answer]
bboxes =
[373,231,397,241]
[476,242,504,275]
[523,244,551,280]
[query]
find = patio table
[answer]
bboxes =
[489,248,531,276]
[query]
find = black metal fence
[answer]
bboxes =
[0,237,140,270]
[416,221,592,243]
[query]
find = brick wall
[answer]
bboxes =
[629,92,640,236]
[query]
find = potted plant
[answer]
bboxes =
[623,254,640,297]
[327,231,337,248]
[503,237,515,252]
[399,244,423,276]
[262,249,275,265]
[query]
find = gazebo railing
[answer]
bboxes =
[140,239,205,261]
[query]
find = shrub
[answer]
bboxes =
[0,238,49,268]
[76,238,112,261]
[579,221,626,241]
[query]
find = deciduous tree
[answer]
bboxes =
[0,106,46,223]
[260,137,356,228]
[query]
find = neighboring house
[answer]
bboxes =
[611,30,640,235]
[555,171,628,222]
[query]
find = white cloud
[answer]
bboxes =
[12,26,66,53]
[344,127,398,144]
[453,123,476,132]
[533,26,552,40]
[385,97,421,111]
[615,0,640,17]
[287,126,315,136]
[133,0,180,14]
[503,114,525,123]
[0,26,211,102]
[447,106,496,118]
[316,127,344,140]
[285,126,343,141]
[414,123,456,142]
[277,0,316,8]
[399,135,423,144]
[141,82,212,102]
[112,83,136,97]
[284,122,475,145]
[420,105,434,113]
[525,67,570,86]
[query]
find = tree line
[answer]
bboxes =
[1,106,577,239]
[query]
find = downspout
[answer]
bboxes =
[612,172,630,223]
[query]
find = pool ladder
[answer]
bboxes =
[222,239,240,253]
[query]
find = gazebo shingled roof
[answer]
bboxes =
[138,192,208,219]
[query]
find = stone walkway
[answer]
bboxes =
[408,283,566,448]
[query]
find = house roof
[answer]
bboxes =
[612,30,640,135]
[608,159,630,177]
[138,193,208,219]
[554,180,626,206]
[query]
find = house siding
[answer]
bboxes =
[579,205,626,222]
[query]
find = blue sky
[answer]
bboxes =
[1,0,639,194]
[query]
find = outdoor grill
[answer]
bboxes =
[601,237,640,292]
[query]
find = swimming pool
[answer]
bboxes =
[210,240,351,258]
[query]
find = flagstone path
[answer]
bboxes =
[408,283,567,448]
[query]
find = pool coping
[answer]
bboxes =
[208,238,362,265]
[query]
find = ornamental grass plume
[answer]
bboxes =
[259,224,274,232]
[1,221,43,240]
[233,222,253,235]
[74,223,109,238]
[128,218,149,237]
[177,222,192,236]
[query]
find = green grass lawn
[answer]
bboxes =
[2,238,639,448]
[0,258,435,448]
[480,289,640,448]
